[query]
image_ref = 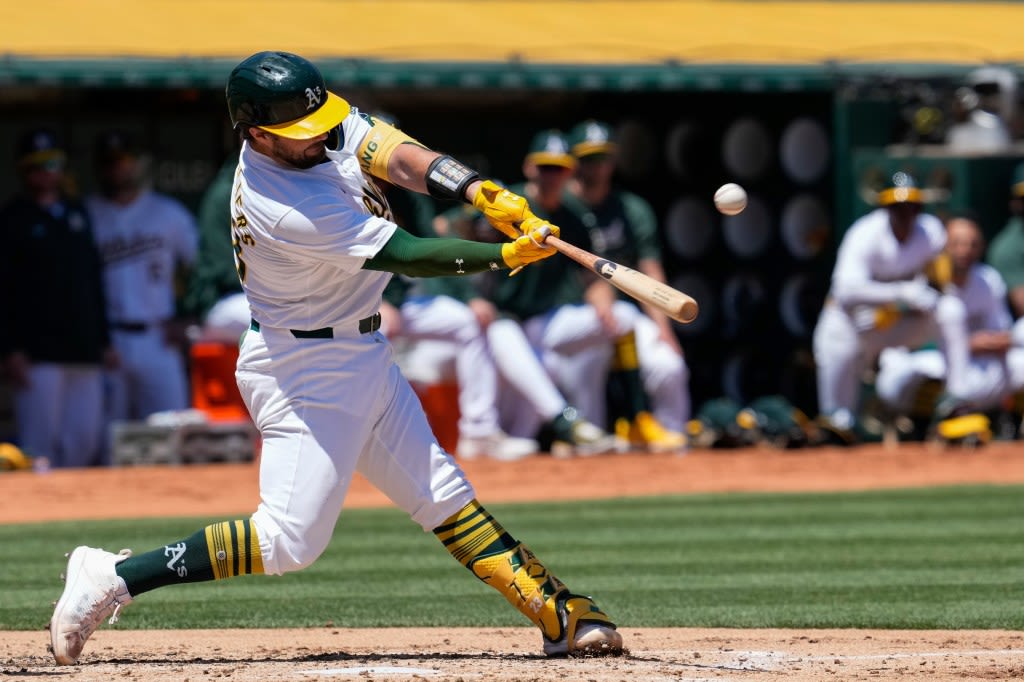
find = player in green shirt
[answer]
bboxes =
[565,120,689,449]
[464,130,684,453]
[987,162,1024,324]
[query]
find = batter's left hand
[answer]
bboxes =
[472,180,538,239]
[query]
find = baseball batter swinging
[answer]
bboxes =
[49,51,623,664]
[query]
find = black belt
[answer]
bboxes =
[249,312,381,338]
[111,321,152,333]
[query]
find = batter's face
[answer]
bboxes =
[534,164,573,193]
[945,217,984,274]
[252,129,329,169]
[98,155,142,195]
[576,154,615,185]
[22,160,64,194]
[887,202,921,242]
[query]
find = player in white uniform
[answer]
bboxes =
[50,51,623,665]
[471,131,685,452]
[812,173,947,438]
[875,215,1024,419]
[87,131,199,423]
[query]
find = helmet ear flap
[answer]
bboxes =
[326,125,341,151]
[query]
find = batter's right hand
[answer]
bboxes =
[500,219,559,269]
[472,180,537,239]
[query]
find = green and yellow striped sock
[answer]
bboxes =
[434,500,568,641]
[116,519,264,596]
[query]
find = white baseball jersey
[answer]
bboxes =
[87,190,198,323]
[232,111,396,331]
[829,208,946,308]
[949,263,1012,334]
[234,106,474,576]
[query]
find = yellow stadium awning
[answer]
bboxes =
[7,0,1024,65]
[2,1,1021,89]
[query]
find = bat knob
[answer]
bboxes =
[528,224,553,248]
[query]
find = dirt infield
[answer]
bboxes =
[4,443,1024,681]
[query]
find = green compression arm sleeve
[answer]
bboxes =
[364,226,508,277]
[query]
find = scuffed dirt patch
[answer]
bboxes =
[5,628,1024,681]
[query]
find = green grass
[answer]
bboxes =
[4,485,1024,631]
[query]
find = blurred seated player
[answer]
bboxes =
[564,120,690,442]
[368,127,538,461]
[812,172,947,443]
[436,200,619,457]
[468,130,685,452]
[875,215,1024,439]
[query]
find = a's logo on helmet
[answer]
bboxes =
[305,86,323,110]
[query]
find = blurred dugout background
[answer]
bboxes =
[2,1,1024,423]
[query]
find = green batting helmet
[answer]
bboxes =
[567,120,616,158]
[877,171,923,206]
[226,51,349,140]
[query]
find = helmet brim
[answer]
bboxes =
[526,152,576,169]
[257,91,349,140]
[572,141,616,158]
[878,186,923,206]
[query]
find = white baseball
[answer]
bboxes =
[714,183,747,216]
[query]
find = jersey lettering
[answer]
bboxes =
[360,140,378,174]
[361,180,393,221]
[231,182,255,283]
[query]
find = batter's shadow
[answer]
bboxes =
[65,650,644,665]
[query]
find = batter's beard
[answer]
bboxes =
[275,138,328,169]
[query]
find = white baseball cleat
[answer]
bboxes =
[456,431,538,461]
[542,594,625,657]
[49,546,133,665]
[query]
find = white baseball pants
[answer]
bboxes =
[813,303,940,416]
[237,323,474,575]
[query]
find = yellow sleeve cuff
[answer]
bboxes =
[357,119,424,182]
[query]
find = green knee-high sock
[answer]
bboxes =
[115,519,264,596]
[608,331,648,420]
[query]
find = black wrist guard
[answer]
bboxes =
[425,155,480,202]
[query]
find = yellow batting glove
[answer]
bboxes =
[472,180,537,239]
[500,220,559,269]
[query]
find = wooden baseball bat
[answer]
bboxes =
[546,235,699,324]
